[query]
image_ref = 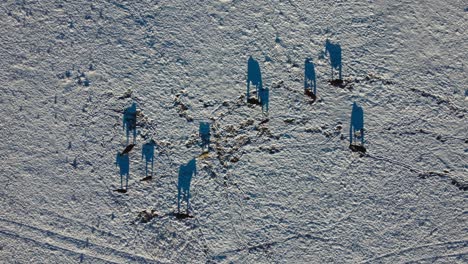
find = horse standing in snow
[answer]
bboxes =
[350,102,364,147]
[246,56,263,102]
[123,103,137,144]
[324,39,342,80]
[177,159,196,214]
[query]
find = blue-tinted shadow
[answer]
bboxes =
[178,158,196,213]
[115,152,130,190]
[304,58,317,95]
[123,103,137,144]
[199,122,211,152]
[350,102,364,145]
[325,39,342,80]
[259,87,269,113]
[247,56,263,101]
[141,139,156,177]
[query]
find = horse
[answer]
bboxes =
[304,58,317,95]
[324,39,342,80]
[247,56,263,101]
[123,103,137,144]
[177,159,196,214]
[350,102,364,146]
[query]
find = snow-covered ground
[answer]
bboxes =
[0,1,466,263]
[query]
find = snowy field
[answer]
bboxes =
[0,0,467,263]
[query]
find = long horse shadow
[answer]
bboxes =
[123,103,137,145]
[304,58,317,102]
[349,102,366,152]
[246,56,263,104]
[199,122,211,153]
[141,139,156,181]
[258,87,269,114]
[115,151,130,192]
[324,39,342,81]
[177,158,197,215]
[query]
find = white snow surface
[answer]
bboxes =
[0,0,467,263]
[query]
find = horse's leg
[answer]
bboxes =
[133,128,136,144]
[361,129,364,145]
[339,64,342,80]
[126,126,129,145]
[145,160,148,177]
[305,78,311,92]
[151,158,154,177]
[120,173,123,189]
[257,85,260,101]
[177,188,181,213]
[125,173,129,190]
[186,189,190,214]
[247,81,250,101]
[313,79,317,95]
[349,125,353,145]
[255,84,260,102]
[331,65,334,80]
